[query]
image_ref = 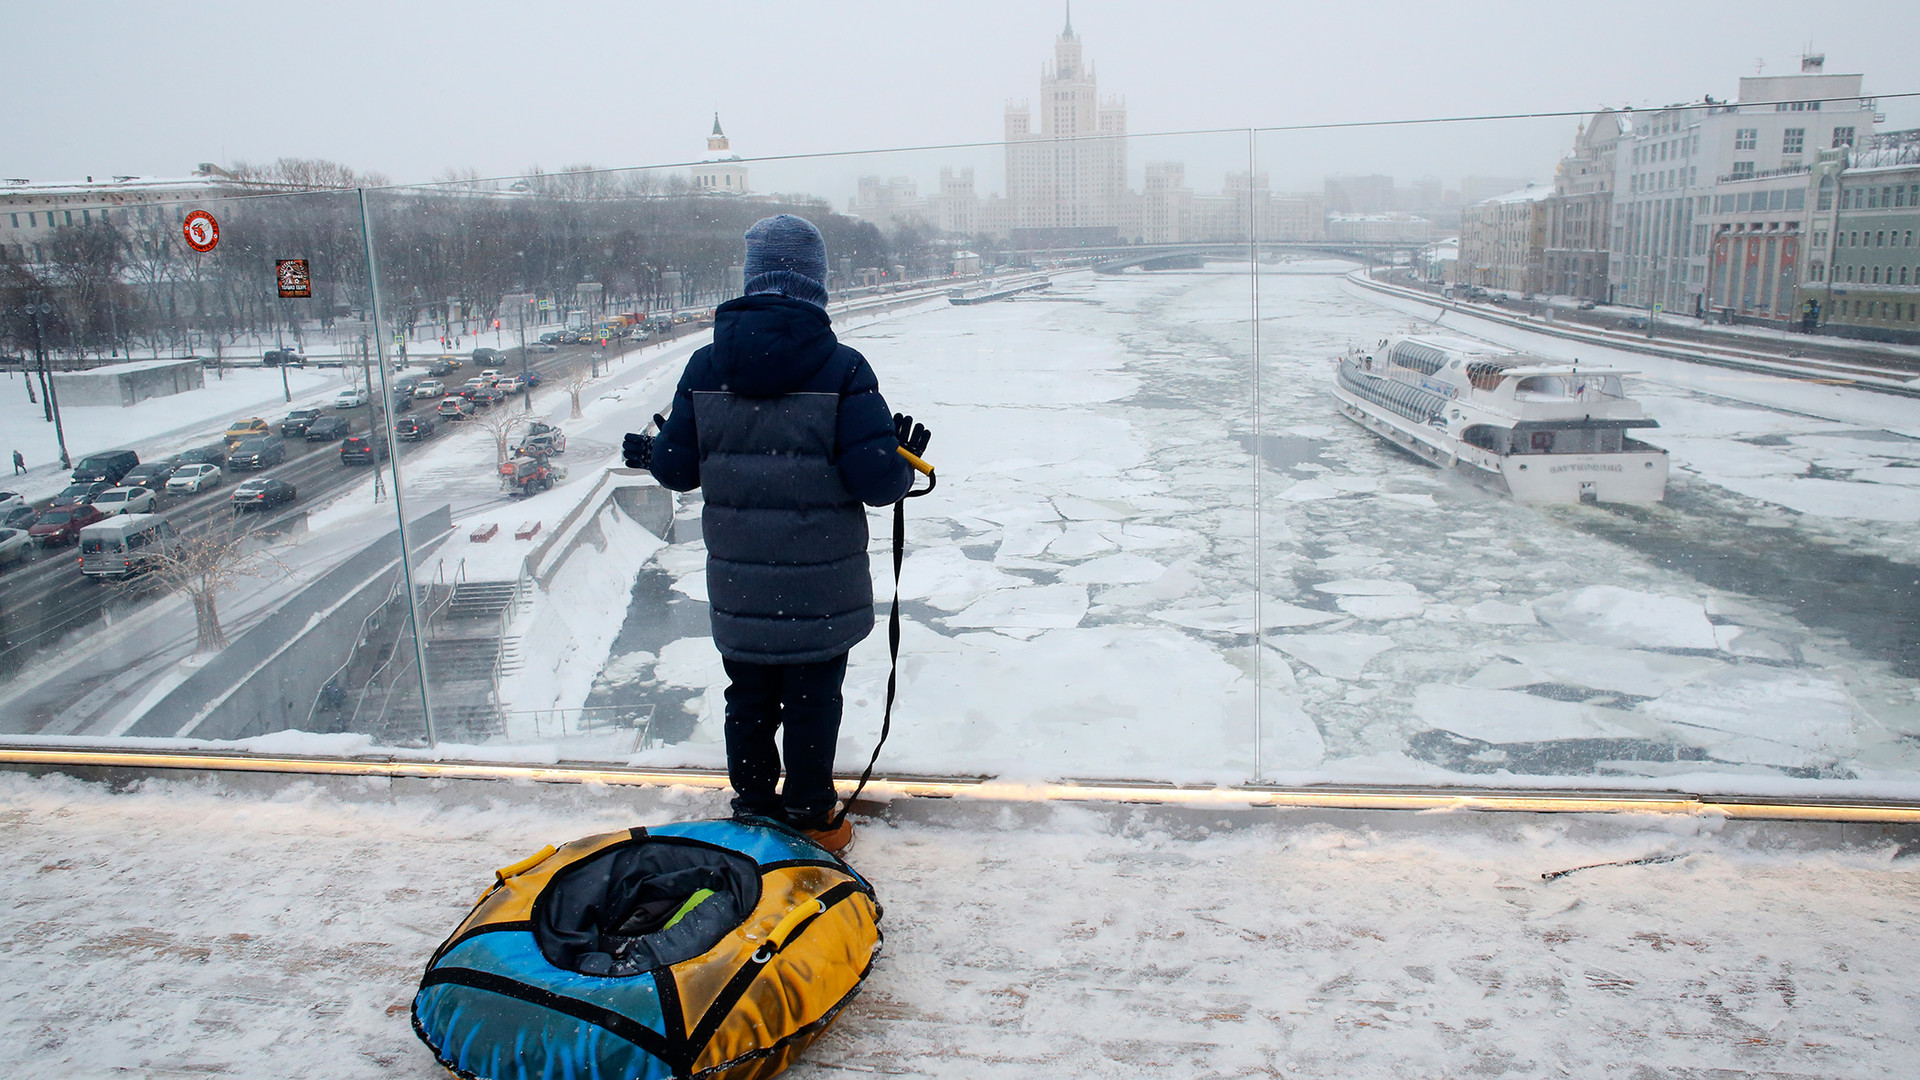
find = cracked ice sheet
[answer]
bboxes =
[1640,668,1861,768]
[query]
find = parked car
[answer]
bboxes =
[334,388,368,409]
[0,491,27,515]
[90,486,160,517]
[1577,299,1599,311]
[2,505,38,530]
[516,422,567,457]
[78,514,180,579]
[28,504,106,546]
[165,463,223,494]
[280,407,326,436]
[119,461,179,490]
[437,396,474,420]
[49,481,112,509]
[305,416,352,442]
[231,477,297,512]
[0,525,31,568]
[425,359,459,377]
[228,436,286,470]
[394,414,437,441]
[172,444,229,470]
[262,349,306,367]
[223,418,272,446]
[339,435,388,465]
[412,379,445,399]
[70,450,141,485]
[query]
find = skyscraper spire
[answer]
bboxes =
[712,112,725,137]
[1063,0,1074,38]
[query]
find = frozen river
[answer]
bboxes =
[575,264,1920,796]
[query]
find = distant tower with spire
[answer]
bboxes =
[692,112,749,194]
[1003,5,1129,240]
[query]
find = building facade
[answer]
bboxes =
[1798,131,1920,338]
[1610,57,1875,315]
[0,170,240,264]
[1457,185,1550,293]
[1004,12,1128,245]
[1544,110,1624,301]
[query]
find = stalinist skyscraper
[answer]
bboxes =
[1004,7,1129,243]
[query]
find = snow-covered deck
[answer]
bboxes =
[3,769,1914,1078]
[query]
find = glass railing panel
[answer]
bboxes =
[362,133,1264,781]
[1253,117,1920,795]
[0,185,429,747]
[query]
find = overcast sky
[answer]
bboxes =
[8,0,1918,203]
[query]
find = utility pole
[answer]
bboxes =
[31,300,71,470]
[276,323,290,402]
[517,302,531,412]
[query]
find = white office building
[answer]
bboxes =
[1609,55,1877,315]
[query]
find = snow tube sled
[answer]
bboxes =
[412,818,882,1080]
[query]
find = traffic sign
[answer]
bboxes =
[183,210,219,253]
[276,259,311,298]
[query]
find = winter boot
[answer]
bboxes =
[797,816,854,856]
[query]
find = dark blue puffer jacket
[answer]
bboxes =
[649,295,913,664]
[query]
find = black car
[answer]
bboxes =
[339,436,388,464]
[263,349,306,367]
[280,408,325,436]
[70,450,140,485]
[3,505,40,530]
[119,461,180,490]
[305,416,352,442]
[49,481,112,508]
[426,359,459,377]
[471,347,505,365]
[231,477,297,511]
[171,444,229,470]
[394,414,436,442]
[523,370,543,389]
[471,386,507,408]
[228,436,286,470]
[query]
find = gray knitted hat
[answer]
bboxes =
[742,214,829,308]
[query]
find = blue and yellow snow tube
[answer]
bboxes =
[412,818,882,1080]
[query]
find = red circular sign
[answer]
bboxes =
[183,210,219,253]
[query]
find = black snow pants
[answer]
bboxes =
[721,652,848,827]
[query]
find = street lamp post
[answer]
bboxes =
[30,300,71,470]
[517,302,531,412]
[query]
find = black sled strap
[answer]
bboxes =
[831,470,935,829]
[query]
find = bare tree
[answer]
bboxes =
[472,409,529,466]
[562,368,593,419]
[131,518,289,652]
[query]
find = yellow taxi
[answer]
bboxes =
[223,417,272,446]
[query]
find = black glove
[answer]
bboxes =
[622,414,667,470]
[622,431,654,470]
[893,413,932,457]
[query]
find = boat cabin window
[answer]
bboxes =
[1530,431,1555,451]
[1461,425,1508,452]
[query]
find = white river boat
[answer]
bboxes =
[1331,334,1669,504]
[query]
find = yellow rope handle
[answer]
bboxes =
[895,446,934,476]
[494,845,558,884]
[764,897,827,954]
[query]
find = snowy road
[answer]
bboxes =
[579,265,1920,795]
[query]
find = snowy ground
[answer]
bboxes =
[559,264,1920,795]
[1,770,1915,1079]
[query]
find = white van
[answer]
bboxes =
[78,513,180,579]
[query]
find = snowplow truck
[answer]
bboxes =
[500,453,560,496]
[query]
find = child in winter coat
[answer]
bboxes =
[625,214,928,853]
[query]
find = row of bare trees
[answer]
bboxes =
[2,158,900,368]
